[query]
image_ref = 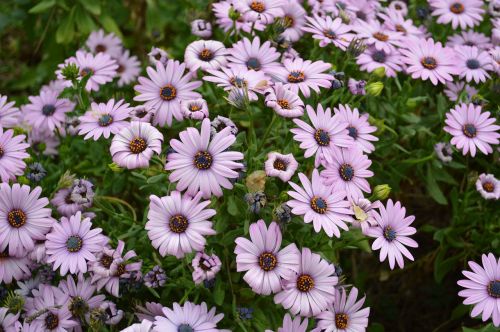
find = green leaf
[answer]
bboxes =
[29,0,56,14]
[426,166,447,205]
[213,278,225,306]
[79,0,101,15]
[227,196,239,217]
[75,11,96,34]
[55,8,75,44]
[98,15,123,39]
[434,249,462,283]
[462,324,498,332]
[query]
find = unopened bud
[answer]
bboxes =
[372,66,386,78]
[372,184,391,201]
[366,82,384,96]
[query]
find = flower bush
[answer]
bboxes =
[0,0,499,331]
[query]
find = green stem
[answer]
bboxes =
[96,196,137,222]
[257,113,277,153]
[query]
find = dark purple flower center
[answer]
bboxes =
[250,1,265,13]
[66,235,83,252]
[117,64,125,73]
[347,126,358,139]
[199,48,214,61]
[296,274,315,292]
[339,164,355,181]
[169,214,189,234]
[395,24,407,33]
[466,59,480,69]
[7,209,26,228]
[287,70,305,83]
[487,280,500,298]
[356,10,367,20]
[449,2,464,14]
[129,137,147,154]
[273,158,287,171]
[178,324,194,332]
[80,67,94,77]
[100,254,113,269]
[258,252,277,271]
[193,151,213,170]
[421,57,437,70]
[69,296,89,316]
[246,57,261,71]
[324,29,337,39]
[230,76,247,88]
[335,313,349,329]
[189,103,202,112]
[42,104,56,116]
[462,124,477,138]
[98,114,113,127]
[372,50,386,63]
[160,84,177,101]
[95,44,107,53]
[314,129,330,146]
[0,146,4,158]
[383,226,397,242]
[45,312,59,329]
[310,196,328,214]
[483,181,495,193]
[115,263,126,276]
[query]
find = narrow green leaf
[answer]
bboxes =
[98,15,123,39]
[75,11,96,34]
[29,0,56,14]
[55,8,75,44]
[427,166,447,205]
[79,0,101,15]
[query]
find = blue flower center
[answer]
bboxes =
[421,57,437,70]
[310,196,328,214]
[488,280,500,298]
[339,164,355,181]
[383,226,397,242]
[324,29,337,39]
[42,104,56,116]
[466,59,480,69]
[258,252,277,271]
[80,67,93,77]
[449,2,464,14]
[193,151,213,170]
[246,57,261,71]
[98,114,113,127]
[347,126,358,139]
[462,124,476,138]
[372,50,386,63]
[160,84,177,101]
[287,70,305,83]
[7,209,26,228]
[178,324,194,332]
[314,129,330,146]
[66,235,83,252]
[169,214,189,234]
[230,76,247,88]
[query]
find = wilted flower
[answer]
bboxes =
[244,191,267,214]
[192,252,222,285]
[434,142,453,163]
[26,162,46,183]
[348,78,366,95]
[144,266,167,288]
[191,19,212,38]
[237,307,254,320]
[210,115,238,136]
[246,170,267,192]
[147,47,169,66]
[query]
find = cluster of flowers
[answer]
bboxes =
[0,0,498,330]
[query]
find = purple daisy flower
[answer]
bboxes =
[0,94,21,128]
[180,99,209,120]
[353,19,402,53]
[122,320,154,332]
[204,66,268,101]
[457,253,500,327]
[357,46,404,78]
[291,104,352,167]
[475,173,500,200]
[148,46,169,66]
[51,187,85,217]
[0,251,31,284]
[444,103,500,157]
[191,19,212,38]
[185,40,228,72]
[135,302,165,322]
[348,78,366,95]
[434,142,454,163]
[443,81,478,102]
[264,152,298,182]
[287,169,353,238]
[430,0,485,29]
[366,199,418,270]
[321,146,374,200]
[235,0,285,24]
[134,60,202,127]
[153,301,225,331]
[264,82,304,118]
[86,29,123,58]
[234,220,300,295]
[274,247,338,317]
[165,118,244,198]
[110,121,163,169]
[41,79,67,95]
[454,46,494,84]
[115,50,141,87]
[302,15,354,50]
[447,31,493,50]
[78,99,131,140]
[227,37,281,75]
[281,0,306,43]
[379,10,426,39]
[90,240,142,297]
[22,90,75,134]
[45,212,105,275]
[59,274,106,320]
[0,307,19,332]
[191,251,222,285]
[265,313,308,332]
[0,128,30,182]
[57,51,118,92]
[350,198,382,235]
[129,105,155,123]
[212,0,265,34]
[146,191,216,258]
[312,286,370,332]
[0,183,53,256]
[388,1,408,16]
[210,115,238,136]
[267,57,333,97]
[28,128,60,156]
[26,284,77,332]
[400,38,458,85]
[334,104,378,154]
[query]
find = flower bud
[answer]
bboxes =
[372,66,386,78]
[61,63,80,81]
[108,162,124,173]
[372,184,391,201]
[228,6,241,21]
[366,82,384,96]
